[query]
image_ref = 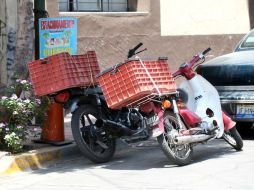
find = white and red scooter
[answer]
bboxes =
[155,48,243,166]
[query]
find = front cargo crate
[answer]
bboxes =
[97,58,177,109]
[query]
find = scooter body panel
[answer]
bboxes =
[179,74,224,138]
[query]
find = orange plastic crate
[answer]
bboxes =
[97,58,177,109]
[28,51,100,96]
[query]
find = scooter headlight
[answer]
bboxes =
[162,100,171,109]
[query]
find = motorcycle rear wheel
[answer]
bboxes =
[223,126,243,151]
[157,111,193,166]
[71,105,116,163]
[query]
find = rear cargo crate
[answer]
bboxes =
[28,51,100,96]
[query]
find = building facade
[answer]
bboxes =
[0,0,34,87]
[0,0,253,89]
[45,0,253,69]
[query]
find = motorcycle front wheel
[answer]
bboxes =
[71,105,116,163]
[223,126,243,151]
[157,111,193,166]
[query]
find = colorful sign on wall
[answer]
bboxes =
[39,17,77,58]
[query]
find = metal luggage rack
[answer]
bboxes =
[126,91,178,108]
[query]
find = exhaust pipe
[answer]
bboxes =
[96,119,138,136]
[174,134,214,144]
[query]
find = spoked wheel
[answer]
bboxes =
[157,112,193,166]
[223,126,243,151]
[71,105,116,163]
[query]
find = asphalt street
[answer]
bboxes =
[1,134,254,190]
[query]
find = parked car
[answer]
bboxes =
[197,29,254,128]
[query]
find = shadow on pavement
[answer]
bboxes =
[29,139,240,175]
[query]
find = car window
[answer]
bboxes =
[239,30,254,49]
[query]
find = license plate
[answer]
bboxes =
[146,115,159,126]
[236,104,254,118]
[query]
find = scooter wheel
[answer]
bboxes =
[157,111,193,166]
[223,126,243,151]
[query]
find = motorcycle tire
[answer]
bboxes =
[71,104,116,163]
[157,111,193,166]
[223,126,243,151]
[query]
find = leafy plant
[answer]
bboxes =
[0,79,50,153]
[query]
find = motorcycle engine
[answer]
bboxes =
[117,109,142,130]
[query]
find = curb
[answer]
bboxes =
[0,143,80,176]
[0,139,159,176]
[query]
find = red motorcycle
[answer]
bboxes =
[34,44,243,166]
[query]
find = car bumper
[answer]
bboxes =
[221,101,254,122]
[218,88,254,122]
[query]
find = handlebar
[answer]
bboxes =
[133,43,143,52]
[172,47,211,78]
[202,47,211,56]
[128,43,145,59]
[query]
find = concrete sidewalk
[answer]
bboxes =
[0,113,157,176]
[0,114,80,176]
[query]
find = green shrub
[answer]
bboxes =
[0,79,49,153]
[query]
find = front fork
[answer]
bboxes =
[152,99,182,137]
[172,99,184,130]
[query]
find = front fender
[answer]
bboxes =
[223,111,236,131]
